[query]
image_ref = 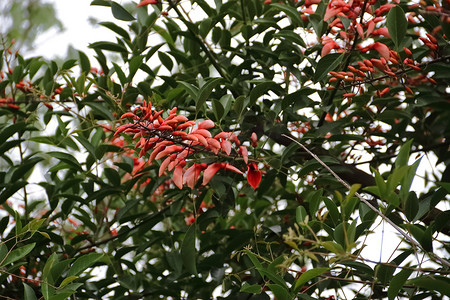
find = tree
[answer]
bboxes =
[0,0,449,299]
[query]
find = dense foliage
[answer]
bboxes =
[0,0,449,299]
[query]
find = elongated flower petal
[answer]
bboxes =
[221,140,232,155]
[184,164,197,189]
[173,165,184,189]
[373,42,390,60]
[155,145,183,160]
[192,129,212,138]
[198,120,215,129]
[239,146,249,164]
[159,155,173,176]
[137,0,158,7]
[247,163,262,189]
[224,163,243,175]
[202,163,222,186]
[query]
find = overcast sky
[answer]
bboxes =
[31,0,117,59]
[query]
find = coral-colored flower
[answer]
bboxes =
[372,42,390,60]
[137,0,158,7]
[250,132,258,147]
[247,163,262,189]
[202,163,223,186]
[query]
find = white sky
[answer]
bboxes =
[30,0,117,59]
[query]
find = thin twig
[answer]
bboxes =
[281,134,450,268]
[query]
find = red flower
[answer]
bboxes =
[247,163,262,189]
[137,0,158,7]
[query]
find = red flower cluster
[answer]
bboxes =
[115,101,262,189]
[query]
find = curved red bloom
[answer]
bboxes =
[247,163,262,189]
[137,0,158,7]
[202,163,223,186]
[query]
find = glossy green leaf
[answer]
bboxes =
[296,205,308,224]
[270,3,302,26]
[293,267,329,293]
[196,77,224,113]
[387,268,413,300]
[249,80,285,105]
[386,5,407,48]
[0,243,35,267]
[240,283,262,294]
[59,275,79,288]
[47,151,82,171]
[158,51,173,71]
[99,22,130,40]
[68,253,103,277]
[110,1,135,21]
[89,41,127,53]
[314,53,344,82]
[23,282,37,300]
[407,276,450,297]
[181,224,197,275]
[267,284,292,300]
[0,181,27,204]
[395,139,413,168]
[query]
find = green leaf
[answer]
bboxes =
[78,51,91,73]
[386,5,407,49]
[296,205,308,224]
[62,59,77,70]
[0,181,27,205]
[270,3,302,26]
[110,1,135,21]
[23,282,37,300]
[89,41,127,53]
[273,30,306,47]
[59,275,78,288]
[128,55,143,81]
[74,135,97,159]
[404,192,419,221]
[212,99,224,121]
[99,22,130,40]
[42,253,58,281]
[244,250,264,278]
[387,268,413,300]
[407,276,450,297]
[0,244,7,262]
[68,253,103,277]
[0,122,27,143]
[104,168,121,186]
[112,62,126,86]
[376,263,396,286]
[249,80,285,105]
[48,151,82,171]
[395,139,413,168]
[181,224,197,275]
[399,158,421,204]
[233,95,248,118]
[314,53,344,82]
[158,51,173,71]
[29,60,45,80]
[11,157,43,182]
[258,269,288,290]
[0,243,35,267]
[240,283,262,294]
[196,77,224,113]
[293,267,329,293]
[178,81,199,99]
[267,284,293,300]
